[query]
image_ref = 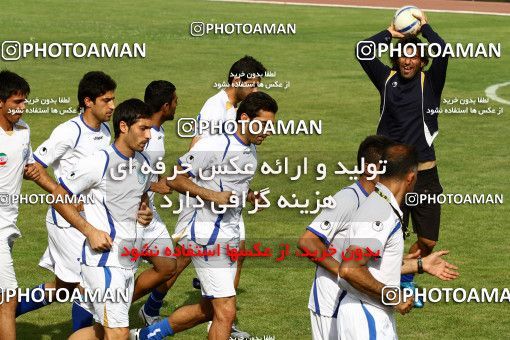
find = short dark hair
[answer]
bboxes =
[390,36,429,69]
[228,55,266,85]
[380,144,418,180]
[113,98,152,139]
[78,71,116,111]
[236,92,278,120]
[0,70,30,101]
[357,135,396,169]
[144,80,176,113]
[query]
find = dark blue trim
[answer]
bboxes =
[306,226,330,246]
[79,114,101,132]
[51,206,58,225]
[160,125,165,133]
[222,134,231,161]
[103,267,112,289]
[98,198,116,267]
[312,267,321,315]
[111,143,129,160]
[356,181,369,197]
[388,222,401,240]
[207,179,224,245]
[360,300,377,340]
[332,290,347,318]
[197,114,201,123]
[203,294,214,299]
[58,177,74,195]
[101,150,110,178]
[152,125,161,132]
[344,187,360,209]
[177,158,195,178]
[138,151,150,165]
[233,132,248,146]
[70,121,82,148]
[189,210,198,242]
[81,240,87,265]
[102,122,111,135]
[33,154,48,168]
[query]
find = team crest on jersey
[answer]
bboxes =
[372,221,383,232]
[67,171,77,180]
[0,152,7,166]
[320,221,331,231]
[186,155,194,163]
[39,147,48,156]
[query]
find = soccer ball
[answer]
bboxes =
[393,6,422,35]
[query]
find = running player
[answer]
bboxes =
[130,91,278,340]
[0,70,34,340]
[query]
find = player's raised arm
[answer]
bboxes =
[355,26,394,91]
[416,12,449,94]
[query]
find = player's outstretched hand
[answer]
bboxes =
[213,191,234,205]
[137,202,153,226]
[423,250,459,281]
[88,229,113,251]
[23,164,40,181]
[394,296,414,315]
[387,22,405,39]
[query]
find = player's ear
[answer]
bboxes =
[119,120,129,134]
[239,112,250,121]
[84,97,93,109]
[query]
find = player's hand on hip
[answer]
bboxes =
[423,250,460,281]
[137,202,153,226]
[394,296,414,315]
[387,22,405,39]
[88,229,113,251]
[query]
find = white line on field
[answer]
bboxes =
[485,82,510,105]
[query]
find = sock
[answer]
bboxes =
[401,274,415,283]
[72,301,94,332]
[140,318,174,340]
[143,289,167,317]
[16,283,52,317]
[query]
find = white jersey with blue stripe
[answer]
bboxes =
[338,182,404,311]
[58,144,152,269]
[197,90,236,139]
[177,133,256,245]
[33,114,111,228]
[0,119,34,237]
[144,125,165,212]
[307,181,370,317]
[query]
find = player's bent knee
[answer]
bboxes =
[213,300,236,323]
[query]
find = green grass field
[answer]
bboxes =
[2,0,509,338]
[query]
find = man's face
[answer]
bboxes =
[88,90,115,122]
[164,92,178,121]
[124,117,152,152]
[397,47,424,79]
[243,109,276,145]
[234,77,260,102]
[0,93,27,125]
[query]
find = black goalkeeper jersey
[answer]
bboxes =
[357,24,449,162]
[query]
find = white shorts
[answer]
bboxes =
[80,264,135,328]
[39,221,85,283]
[0,232,19,290]
[310,310,338,340]
[141,212,175,259]
[190,240,237,299]
[338,294,397,340]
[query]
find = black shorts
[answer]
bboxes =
[402,166,443,241]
